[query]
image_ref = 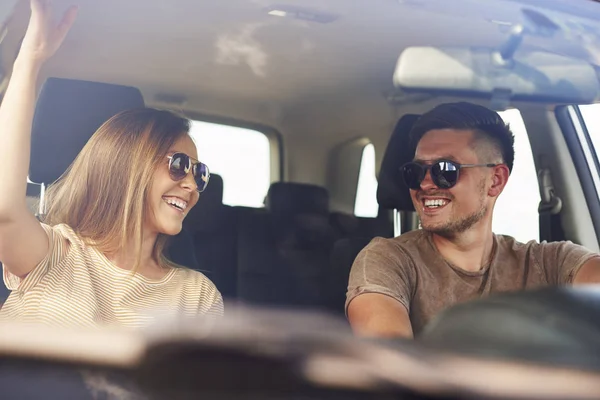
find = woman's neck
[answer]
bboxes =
[106,231,165,277]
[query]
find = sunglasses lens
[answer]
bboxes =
[402,163,425,190]
[169,153,189,181]
[194,163,210,193]
[431,161,458,189]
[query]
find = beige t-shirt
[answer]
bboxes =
[1,223,223,329]
[346,229,598,335]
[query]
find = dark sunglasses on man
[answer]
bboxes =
[401,160,500,190]
[167,152,210,193]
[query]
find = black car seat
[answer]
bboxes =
[327,114,421,314]
[237,182,339,309]
[183,174,239,298]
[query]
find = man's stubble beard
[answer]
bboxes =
[421,178,488,239]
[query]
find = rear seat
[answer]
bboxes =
[326,114,420,314]
[237,183,340,308]
[325,209,392,314]
[10,177,391,313]
[182,174,238,299]
[330,208,393,240]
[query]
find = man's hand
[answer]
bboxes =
[573,257,600,284]
[347,293,414,339]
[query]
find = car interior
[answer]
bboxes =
[1,0,600,398]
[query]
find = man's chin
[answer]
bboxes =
[421,222,453,237]
[419,215,457,236]
[419,214,447,230]
[421,209,486,238]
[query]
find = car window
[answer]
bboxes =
[188,120,271,207]
[354,143,379,218]
[580,104,600,155]
[493,109,540,243]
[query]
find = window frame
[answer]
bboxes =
[574,105,600,194]
[555,105,600,241]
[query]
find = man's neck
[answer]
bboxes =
[430,222,495,273]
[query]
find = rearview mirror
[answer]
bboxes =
[393,46,600,105]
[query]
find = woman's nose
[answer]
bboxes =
[180,171,197,192]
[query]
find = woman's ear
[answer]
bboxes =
[488,165,510,197]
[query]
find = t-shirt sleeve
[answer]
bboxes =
[538,240,599,284]
[207,290,224,316]
[2,223,69,293]
[197,277,224,317]
[345,237,416,314]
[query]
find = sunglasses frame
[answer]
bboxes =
[166,152,210,193]
[401,159,499,190]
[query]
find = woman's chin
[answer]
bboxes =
[165,226,183,236]
[156,220,183,236]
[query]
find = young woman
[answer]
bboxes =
[0,0,223,328]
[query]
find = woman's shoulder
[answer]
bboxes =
[172,267,223,313]
[43,223,83,245]
[173,267,219,292]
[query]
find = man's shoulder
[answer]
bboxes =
[367,229,429,248]
[493,234,546,259]
[494,233,529,248]
[361,230,432,262]
[493,234,599,284]
[494,233,565,252]
[493,233,589,260]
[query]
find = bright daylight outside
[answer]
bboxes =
[188,120,271,208]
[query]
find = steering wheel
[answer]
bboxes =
[418,286,600,372]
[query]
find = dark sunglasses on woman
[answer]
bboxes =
[401,159,500,190]
[167,152,210,193]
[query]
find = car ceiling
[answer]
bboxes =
[2,0,600,132]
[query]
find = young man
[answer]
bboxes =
[346,102,600,338]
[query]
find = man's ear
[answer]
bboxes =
[488,165,510,197]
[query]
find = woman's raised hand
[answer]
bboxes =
[18,0,78,65]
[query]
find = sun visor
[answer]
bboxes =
[393,46,600,105]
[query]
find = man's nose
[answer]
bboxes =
[420,169,437,191]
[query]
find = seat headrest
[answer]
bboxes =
[266,183,329,217]
[376,114,420,211]
[29,77,145,184]
[183,174,226,232]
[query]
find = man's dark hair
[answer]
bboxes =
[408,102,515,172]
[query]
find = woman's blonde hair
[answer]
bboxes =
[44,108,191,271]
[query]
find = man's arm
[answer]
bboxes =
[347,293,413,338]
[345,237,416,339]
[573,256,600,284]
